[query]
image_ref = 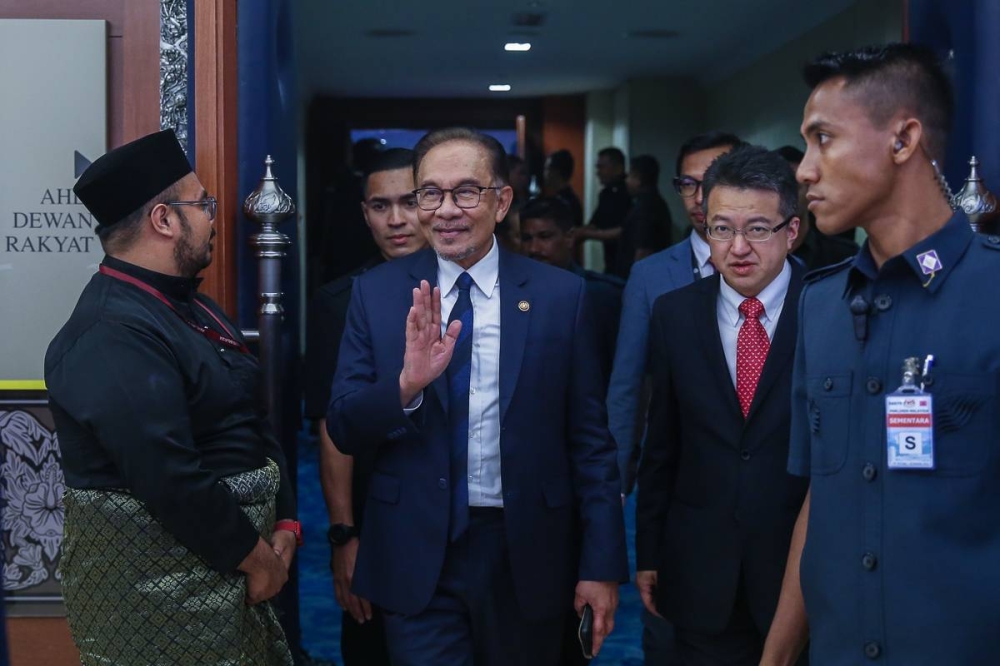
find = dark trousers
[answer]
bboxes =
[674,576,763,666]
[643,607,681,665]
[341,605,391,666]
[383,508,565,666]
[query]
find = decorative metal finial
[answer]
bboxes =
[243,155,296,229]
[951,156,997,232]
[242,155,297,432]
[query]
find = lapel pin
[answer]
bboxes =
[518,300,530,312]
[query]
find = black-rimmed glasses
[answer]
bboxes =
[166,196,218,221]
[706,216,793,243]
[413,186,500,211]
[672,176,702,198]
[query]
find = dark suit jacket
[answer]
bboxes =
[327,245,628,620]
[569,262,624,388]
[635,264,809,635]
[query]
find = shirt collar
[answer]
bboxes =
[718,259,792,328]
[845,210,973,297]
[690,230,713,271]
[437,234,500,298]
[102,255,202,302]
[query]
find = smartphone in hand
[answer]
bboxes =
[578,603,594,660]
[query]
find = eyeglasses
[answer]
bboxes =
[706,216,793,243]
[412,186,500,211]
[672,176,702,198]
[166,196,217,221]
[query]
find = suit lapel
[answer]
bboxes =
[697,275,744,420]
[744,262,804,423]
[498,248,530,424]
[667,240,694,289]
[408,250,450,415]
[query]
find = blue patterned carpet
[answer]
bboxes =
[296,430,644,665]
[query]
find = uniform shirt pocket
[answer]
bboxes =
[805,372,853,475]
[928,372,995,476]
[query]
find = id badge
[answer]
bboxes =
[886,391,934,470]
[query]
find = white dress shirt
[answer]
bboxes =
[690,231,715,278]
[717,260,792,386]
[436,238,504,507]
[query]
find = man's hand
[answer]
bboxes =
[636,570,662,618]
[270,529,297,570]
[238,537,288,605]
[574,580,619,657]
[399,280,461,406]
[331,537,373,624]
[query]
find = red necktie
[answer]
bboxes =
[736,297,770,417]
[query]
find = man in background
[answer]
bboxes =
[575,147,633,275]
[304,148,426,666]
[545,148,584,227]
[616,154,673,277]
[520,196,625,386]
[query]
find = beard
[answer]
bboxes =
[435,242,480,263]
[174,213,213,278]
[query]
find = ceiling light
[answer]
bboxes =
[504,42,531,52]
[489,84,512,92]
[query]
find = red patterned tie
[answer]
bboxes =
[736,297,770,417]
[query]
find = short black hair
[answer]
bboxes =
[775,145,805,165]
[97,183,179,253]
[702,144,799,219]
[803,43,954,160]
[414,127,509,185]
[675,131,744,177]
[547,149,574,180]
[629,155,660,188]
[363,148,414,196]
[597,147,626,168]
[352,138,384,175]
[519,197,574,233]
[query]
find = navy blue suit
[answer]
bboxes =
[327,245,628,627]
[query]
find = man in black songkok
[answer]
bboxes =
[46,129,299,665]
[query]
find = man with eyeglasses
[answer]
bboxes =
[608,131,741,665]
[635,145,809,666]
[327,127,627,665]
[45,130,298,664]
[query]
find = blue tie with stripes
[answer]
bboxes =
[447,272,474,541]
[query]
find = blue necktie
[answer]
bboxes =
[447,272,474,541]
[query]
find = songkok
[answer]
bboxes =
[74,130,192,231]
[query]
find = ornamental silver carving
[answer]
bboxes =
[244,156,297,224]
[951,156,997,232]
[160,0,189,154]
[1,410,64,592]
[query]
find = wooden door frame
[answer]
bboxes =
[193,0,239,315]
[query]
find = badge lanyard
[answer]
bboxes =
[99,265,251,354]
[885,355,935,470]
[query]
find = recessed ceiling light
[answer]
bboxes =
[489,84,512,92]
[504,42,531,52]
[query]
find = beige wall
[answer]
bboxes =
[705,0,905,149]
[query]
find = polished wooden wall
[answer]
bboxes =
[0,1,239,663]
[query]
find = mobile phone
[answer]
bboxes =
[578,603,594,660]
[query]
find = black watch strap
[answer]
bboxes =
[328,523,359,546]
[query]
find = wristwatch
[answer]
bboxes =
[274,519,303,546]
[328,523,359,547]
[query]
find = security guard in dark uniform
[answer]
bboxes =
[520,196,625,387]
[761,45,1000,666]
[575,147,633,275]
[303,148,426,666]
